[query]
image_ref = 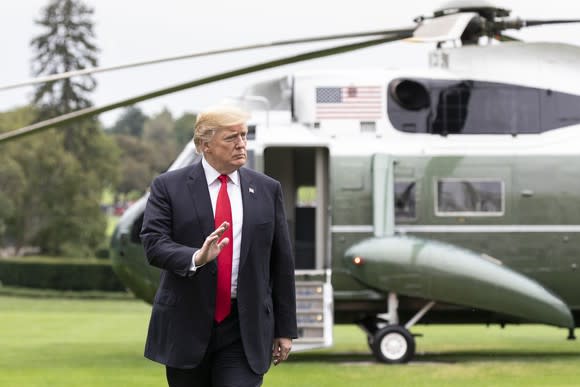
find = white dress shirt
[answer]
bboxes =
[190,158,243,298]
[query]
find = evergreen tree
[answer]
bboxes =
[24,0,120,256]
[31,0,98,116]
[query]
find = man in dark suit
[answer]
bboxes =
[140,105,297,387]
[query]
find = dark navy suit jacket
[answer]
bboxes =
[140,162,297,374]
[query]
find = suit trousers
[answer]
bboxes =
[165,300,263,387]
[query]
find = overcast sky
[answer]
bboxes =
[1,0,580,126]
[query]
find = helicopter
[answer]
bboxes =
[2,0,580,364]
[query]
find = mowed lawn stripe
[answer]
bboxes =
[1,296,580,386]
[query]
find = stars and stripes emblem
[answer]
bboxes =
[315,86,382,120]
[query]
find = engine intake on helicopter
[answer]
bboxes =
[389,79,430,111]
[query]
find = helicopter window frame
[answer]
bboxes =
[434,178,504,217]
[394,179,417,220]
[386,78,580,135]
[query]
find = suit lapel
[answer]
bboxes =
[186,162,215,242]
[239,167,257,271]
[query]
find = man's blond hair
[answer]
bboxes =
[194,105,250,153]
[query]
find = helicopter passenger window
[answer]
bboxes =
[394,181,416,219]
[436,179,503,216]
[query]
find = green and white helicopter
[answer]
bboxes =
[2,1,580,363]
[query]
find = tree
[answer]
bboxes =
[30,0,98,116]
[143,108,179,172]
[18,0,121,256]
[110,108,194,197]
[174,112,196,149]
[0,107,38,253]
[30,0,110,168]
[0,106,115,257]
[109,106,147,137]
[114,134,156,195]
[0,156,26,246]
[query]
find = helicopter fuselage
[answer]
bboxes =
[110,41,580,361]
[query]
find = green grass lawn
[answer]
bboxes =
[1,295,579,386]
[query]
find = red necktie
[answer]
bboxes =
[214,174,233,322]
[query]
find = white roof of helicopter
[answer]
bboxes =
[437,42,580,94]
[246,41,580,157]
[285,42,580,94]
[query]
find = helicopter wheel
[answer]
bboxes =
[371,325,415,364]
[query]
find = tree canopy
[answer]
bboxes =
[0,0,199,257]
[31,0,98,116]
[3,0,120,256]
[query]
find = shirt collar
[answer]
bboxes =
[201,157,240,186]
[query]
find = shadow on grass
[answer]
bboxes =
[0,286,134,300]
[290,352,375,364]
[289,350,580,365]
[417,350,580,364]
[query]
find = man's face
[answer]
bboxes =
[203,124,248,174]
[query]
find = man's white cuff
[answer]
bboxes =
[190,251,201,272]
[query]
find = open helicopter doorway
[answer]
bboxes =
[263,147,330,270]
[264,146,333,352]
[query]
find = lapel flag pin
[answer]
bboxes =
[249,187,255,194]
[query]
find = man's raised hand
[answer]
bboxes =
[195,221,230,266]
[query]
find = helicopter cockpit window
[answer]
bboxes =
[395,181,416,220]
[541,90,580,131]
[450,85,540,134]
[388,78,580,135]
[431,82,472,135]
[436,179,503,216]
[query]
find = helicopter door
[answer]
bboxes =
[263,146,333,352]
[263,147,330,269]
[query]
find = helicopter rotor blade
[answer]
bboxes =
[0,32,411,143]
[0,27,414,92]
[497,18,580,32]
[522,19,580,27]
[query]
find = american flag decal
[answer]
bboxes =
[315,86,382,119]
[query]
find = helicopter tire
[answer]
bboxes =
[371,325,415,364]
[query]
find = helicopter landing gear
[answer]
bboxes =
[568,328,576,340]
[372,325,415,363]
[357,292,435,364]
